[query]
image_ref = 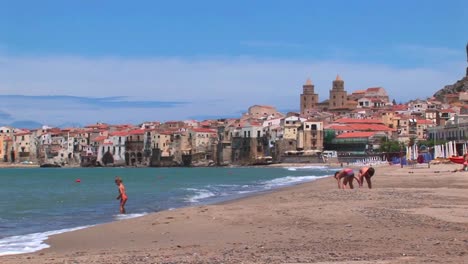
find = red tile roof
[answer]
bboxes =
[109,131,129,137]
[336,132,376,138]
[416,119,434,125]
[392,104,408,111]
[93,136,107,142]
[366,87,382,92]
[334,118,384,124]
[327,123,392,132]
[192,128,217,133]
[128,129,145,135]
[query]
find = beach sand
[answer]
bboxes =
[2,163,468,263]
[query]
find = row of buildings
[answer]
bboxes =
[1,75,467,167]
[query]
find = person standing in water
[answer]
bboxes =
[115,176,128,214]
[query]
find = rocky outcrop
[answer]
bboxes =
[433,75,468,102]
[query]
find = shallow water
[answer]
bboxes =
[0,166,337,255]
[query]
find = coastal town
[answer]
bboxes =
[1,53,468,168]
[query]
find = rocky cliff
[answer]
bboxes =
[433,74,468,102]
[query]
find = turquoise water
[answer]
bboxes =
[0,166,336,255]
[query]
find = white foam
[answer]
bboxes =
[261,175,327,189]
[113,212,148,221]
[285,165,330,171]
[0,226,90,256]
[185,189,216,203]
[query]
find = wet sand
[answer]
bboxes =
[1,163,468,263]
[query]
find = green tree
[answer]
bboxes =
[379,137,403,153]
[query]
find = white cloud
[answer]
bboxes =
[0,54,465,125]
[240,40,304,48]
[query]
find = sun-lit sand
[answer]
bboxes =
[1,163,468,263]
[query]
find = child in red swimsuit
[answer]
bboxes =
[115,176,128,214]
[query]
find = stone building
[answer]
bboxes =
[302,120,324,152]
[13,130,32,162]
[0,126,15,162]
[329,75,348,110]
[242,105,284,120]
[300,78,319,115]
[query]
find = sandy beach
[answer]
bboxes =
[1,163,467,263]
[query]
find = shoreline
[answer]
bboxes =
[2,163,467,263]
[0,161,375,169]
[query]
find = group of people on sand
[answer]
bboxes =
[334,167,375,189]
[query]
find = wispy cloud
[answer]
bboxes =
[240,40,304,49]
[0,53,464,125]
[396,44,464,61]
[0,95,187,109]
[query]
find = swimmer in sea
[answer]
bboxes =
[115,176,128,214]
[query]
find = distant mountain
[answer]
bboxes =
[8,120,43,129]
[57,122,83,128]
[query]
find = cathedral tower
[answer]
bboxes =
[329,75,347,109]
[300,78,319,115]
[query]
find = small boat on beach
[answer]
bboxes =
[449,156,465,164]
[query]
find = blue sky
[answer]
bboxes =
[0,0,467,127]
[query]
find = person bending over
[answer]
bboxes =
[334,168,356,189]
[358,167,375,189]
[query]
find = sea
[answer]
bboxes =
[0,166,338,256]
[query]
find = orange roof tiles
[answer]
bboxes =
[192,128,217,133]
[109,131,129,137]
[416,119,434,125]
[336,132,376,138]
[334,118,384,124]
[128,129,145,135]
[93,136,107,142]
[366,87,382,92]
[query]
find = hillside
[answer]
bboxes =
[433,74,468,102]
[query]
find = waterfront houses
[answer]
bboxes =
[2,70,468,167]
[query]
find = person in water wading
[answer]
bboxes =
[115,176,128,214]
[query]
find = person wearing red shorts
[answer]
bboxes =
[115,176,128,214]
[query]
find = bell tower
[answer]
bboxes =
[329,75,348,109]
[300,78,319,115]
